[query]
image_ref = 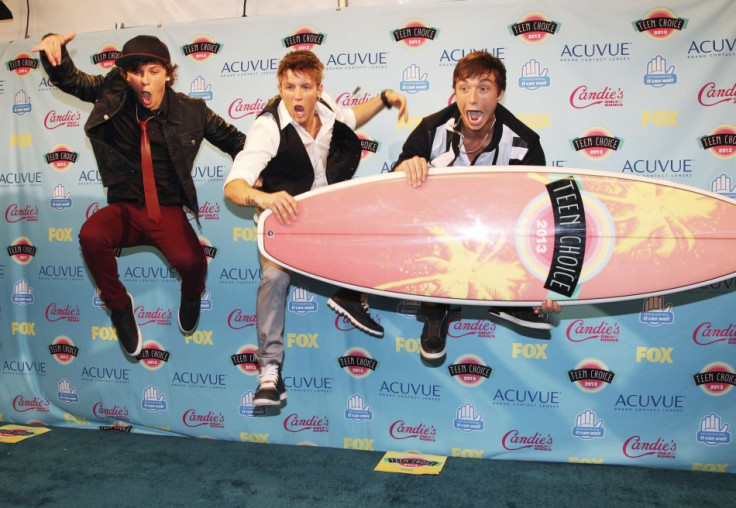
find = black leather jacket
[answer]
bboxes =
[39,44,245,219]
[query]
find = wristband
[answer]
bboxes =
[380,89,393,109]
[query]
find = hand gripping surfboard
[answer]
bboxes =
[257,166,736,306]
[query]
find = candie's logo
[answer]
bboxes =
[182,409,224,428]
[227,309,256,330]
[699,125,736,159]
[49,336,79,365]
[187,201,220,221]
[6,52,39,77]
[283,414,329,433]
[86,202,101,219]
[12,395,50,413]
[633,8,687,40]
[392,19,438,49]
[448,316,496,339]
[693,362,735,396]
[692,321,736,345]
[569,85,624,109]
[283,26,325,51]
[45,303,80,323]
[5,204,38,223]
[338,348,378,379]
[44,109,82,129]
[697,82,736,107]
[566,319,620,342]
[228,96,267,120]
[183,36,222,62]
[447,355,491,387]
[389,420,437,441]
[45,144,78,171]
[93,402,130,421]
[509,13,560,44]
[570,127,622,160]
[623,435,677,459]
[91,44,122,70]
[335,89,374,108]
[133,304,172,327]
[502,430,553,451]
[568,359,614,392]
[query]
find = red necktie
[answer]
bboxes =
[139,118,161,223]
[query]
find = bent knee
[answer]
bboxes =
[260,265,290,288]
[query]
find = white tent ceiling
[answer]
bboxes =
[0,0,457,43]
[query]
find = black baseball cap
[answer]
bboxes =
[115,35,171,68]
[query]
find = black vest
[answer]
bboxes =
[257,96,362,196]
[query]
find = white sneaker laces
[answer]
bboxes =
[258,364,279,389]
[360,294,371,314]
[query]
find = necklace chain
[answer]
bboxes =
[458,118,496,155]
[136,101,160,123]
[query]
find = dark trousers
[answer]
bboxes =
[78,202,206,312]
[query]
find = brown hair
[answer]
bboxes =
[119,59,179,87]
[277,50,324,86]
[452,51,506,92]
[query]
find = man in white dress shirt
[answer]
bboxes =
[224,50,407,406]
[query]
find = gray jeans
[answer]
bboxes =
[255,253,291,368]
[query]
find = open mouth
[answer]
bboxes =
[466,110,483,123]
[140,91,153,107]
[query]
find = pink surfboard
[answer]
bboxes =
[257,166,736,306]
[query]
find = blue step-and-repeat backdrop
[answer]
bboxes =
[1,0,735,472]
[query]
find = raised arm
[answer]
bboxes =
[32,31,76,67]
[351,89,408,128]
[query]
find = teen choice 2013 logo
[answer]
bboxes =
[182,36,222,63]
[282,26,325,51]
[515,176,615,298]
[392,19,438,49]
[633,8,688,41]
[338,348,378,379]
[509,13,560,44]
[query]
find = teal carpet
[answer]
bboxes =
[1,426,733,507]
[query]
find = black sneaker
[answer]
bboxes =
[488,306,552,330]
[420,310,448,361]
[327,289,384,337]
[178,294,201,334]
[111,294,142,357]
[253,364,287,407]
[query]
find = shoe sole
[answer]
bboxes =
[420,346,446,361]
[252,399,282,407]
[489,311,552,331]
[252,393,287,407]
[327,298,384,337]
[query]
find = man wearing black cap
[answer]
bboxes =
[33,32,246,358]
